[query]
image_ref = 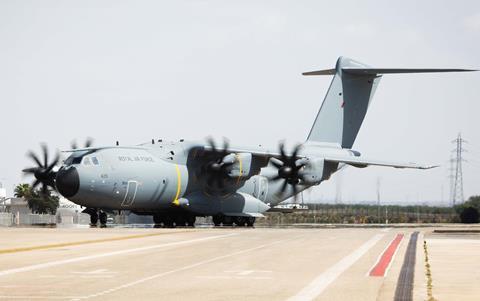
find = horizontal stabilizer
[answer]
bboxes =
[342,68,477,75]
[303,67,477,76]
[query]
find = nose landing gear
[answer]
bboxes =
[83,208,108,228]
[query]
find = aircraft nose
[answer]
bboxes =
[56,167,80,198]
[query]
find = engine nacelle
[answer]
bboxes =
[301,158,328,185]
[227,153,253,178]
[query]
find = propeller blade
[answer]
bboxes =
[279,142,286,160]
[45,152,60,173]
[222,138,230,156]
[269,175,282,181]
[41,144,48,168]
[290,144,302,165]
[280,179,288,193]
[71,140,78,150]
[22,167,38,173]
[85,137,94,147]
[41,183,48,195]
[32,179,40,189]
[27,151,42,168]
[207,137,217,153]
[270,158,284,169]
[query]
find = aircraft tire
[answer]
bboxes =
[212,215,222,227]
[99,211,107,227]
[174,215,186,227]
[163,215,174,228]
[90,211,98,226]
[153,214,163,225]
[187,215,196,227]
[234,216,247,227]
[223,216,233,226]
[246,217,255,227]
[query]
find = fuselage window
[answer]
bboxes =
[92,157,99,165]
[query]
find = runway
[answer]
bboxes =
[0,226,478,300]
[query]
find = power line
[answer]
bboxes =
[451,133,466,206]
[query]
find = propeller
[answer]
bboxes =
[22,144,60,195]
[269,142,308,202]
[201,137,235,190]
[70,137,94,150]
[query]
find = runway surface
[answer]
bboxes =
[0,226,478,300]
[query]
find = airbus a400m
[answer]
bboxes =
[22,57,475,227]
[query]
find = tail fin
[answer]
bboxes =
[305,56,475,148]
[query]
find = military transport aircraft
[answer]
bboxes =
[22,57,475,227]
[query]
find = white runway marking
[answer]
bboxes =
[0,233,236,277]
[286,233,385,301]
[70,239,291,300]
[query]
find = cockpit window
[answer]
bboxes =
[83,157,91,165]
[92,157,99,165]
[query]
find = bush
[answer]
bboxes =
[459,207,479,224]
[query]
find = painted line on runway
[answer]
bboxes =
[369,234,404,277]
[0,233,236,277]
[0,296,79,299]
[69,238,292,300]
[0,230,194,255]
[286,233,385,301]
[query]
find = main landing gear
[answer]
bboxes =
[153,212,196,228]
[84,208,108,228]
[212,215,255,227]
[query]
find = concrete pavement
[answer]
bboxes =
[0,226,478,300]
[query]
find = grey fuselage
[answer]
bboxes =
[57,140,346,216]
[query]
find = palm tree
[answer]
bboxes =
[14,183,32,198]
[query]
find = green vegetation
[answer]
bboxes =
[454,196,480,223]
[13,183,59,214]
[259,203,460,226]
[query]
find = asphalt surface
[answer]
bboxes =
[394,232,418,301]
[0,226,478,300]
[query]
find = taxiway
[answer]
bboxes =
[0,226,479,300]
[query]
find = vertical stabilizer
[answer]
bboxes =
[304,57,475,149]
[305,57,381,148]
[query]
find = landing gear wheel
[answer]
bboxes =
[223,216,233,226]
[234,216,247,227]
[163,215,174,228]
[212,215,222,227]
[90,211,98,227]
[153,214,163,225]
[246,217,255,227]
[187,215,196,227]
[99,211,107,227]
[174,215,186,227]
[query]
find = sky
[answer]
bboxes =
[1,0,479,205]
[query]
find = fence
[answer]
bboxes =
[0,212,90,226]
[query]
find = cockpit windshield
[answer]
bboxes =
[64,150,94,166]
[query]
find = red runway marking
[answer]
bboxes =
[369,234,404,277]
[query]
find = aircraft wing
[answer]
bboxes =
[323,156,437,169]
